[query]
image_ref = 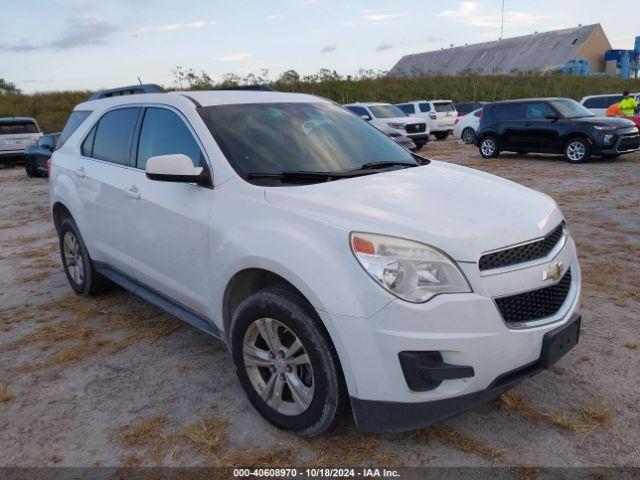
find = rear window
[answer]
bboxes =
[0,121,39,135]
[434,102,455,113]
[57,110,92,147]
[89,107,139,165]
[491,103,526,119]
[397,104,416,114]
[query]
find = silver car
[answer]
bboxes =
[0,117,43,164]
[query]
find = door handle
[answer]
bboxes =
[74,167,85,178]
[126,186,140,200]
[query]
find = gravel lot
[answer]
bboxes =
[1,139,639,470]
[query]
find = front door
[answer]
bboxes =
[123,106,213,315]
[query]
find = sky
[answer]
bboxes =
[1,0,638,92]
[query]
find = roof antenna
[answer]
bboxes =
[137,76,143,85]
[500,0,505,39]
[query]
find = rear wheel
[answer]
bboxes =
[434,132,449,140]
[24,157,35,177]
[58,217,110,295]
[461,128,475,144]
[479,135,500,158]
[230,285,347,437]
[564,137,591,163]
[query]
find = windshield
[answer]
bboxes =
[551,99,595,119]
[368,104,407,119]
[199,102,417,183]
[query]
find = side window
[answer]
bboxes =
[582,97,599,109]
[526,103,555,119]
[493,104,525,119]
[397,104,416,114]
[92,108,139,165]
[136,107,202,170]
[58,110,92,148]
[419,103,431,113]
[345,106,369,117]
[81,125,96,157]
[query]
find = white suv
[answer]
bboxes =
[50,85,582,436]
[0,117,42,163]
[396,100,458,140]
[343,102,429,149]
[580,92,640,116]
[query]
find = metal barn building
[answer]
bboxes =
[388,24,612,76]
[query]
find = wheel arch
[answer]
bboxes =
[52,201,73,233]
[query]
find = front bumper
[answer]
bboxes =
[352,313,580,433]
[594,132,640,155]
[329,236,581,432]
[0,149,27,163]
[405,133,430,143]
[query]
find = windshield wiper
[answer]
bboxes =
[246,170,369,183]
[354,161,419,171]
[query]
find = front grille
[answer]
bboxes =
[406,123,426,133]
[617,134,640,152]
[479,223,564,271]
[495,268,572,324]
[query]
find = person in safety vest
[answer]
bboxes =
[619,91,638,115]
[605,103,621,116]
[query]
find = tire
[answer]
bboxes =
[461,128,475,144]
[479,135,500,158]
[564,137,591,163]
[58,217,110,295]
[230,285,347,437]
[24,157,35,177]
[434,132,449,140]
[414,140,427,149]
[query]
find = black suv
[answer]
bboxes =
[475,98,640,163]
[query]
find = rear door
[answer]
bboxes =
[124,106,213,315]
[491,103,526,149]
[76,107,141,275]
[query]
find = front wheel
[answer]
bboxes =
[479,135,500,158]
[564,137,591,163]
[230,285,347,437]
[461,127,475,144]
[434,132,449,140]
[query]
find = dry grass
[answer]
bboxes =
[19,271,52,283]
[18,249,46,259]
[183,418,230,457]
[221,447,296,468]
[624,343,638,350]
[0,383,13,402]
[499,391,612,435]
[408,425,503,461]
[117,413,171,465]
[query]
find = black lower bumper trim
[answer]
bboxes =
[351,313,580,433]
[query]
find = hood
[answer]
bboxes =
[575,116,636,128]
[264,161,563,262]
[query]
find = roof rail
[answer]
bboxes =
[214,85,274,91]
[89,84,165,100]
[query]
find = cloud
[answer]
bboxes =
[1,15,117,51]
[375,42,394,51]
[266,14,283,22]
[361,13,404,25]
[438,2,553,28]
[214,52,251,62]
[320,43,337,53]
[135,20,215,34]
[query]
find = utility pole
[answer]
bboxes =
[500,0,505,39]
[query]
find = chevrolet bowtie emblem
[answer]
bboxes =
[542,261,564,281]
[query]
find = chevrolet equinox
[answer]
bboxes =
[50,85,582,436]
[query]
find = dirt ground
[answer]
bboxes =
[1,139,639,471]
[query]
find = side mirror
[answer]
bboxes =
[545,114,559,121]
[41,144,52,150]
[145,154,209,185]
[360,114,371,121]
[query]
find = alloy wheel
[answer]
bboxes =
[243,318,314,416]
[566,141,586,162]
[63,231,84,285]
[481,138,496,156]
[462,128,475,144]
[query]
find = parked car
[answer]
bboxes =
[0,117,42,164]
[454,101,487,116]
[374,125,418,151]
[580,92,640,117]
[343,102,429,148]
[51,85,582,436]
[475,97,640,162]
[453,108,482,144]
[24,132,60,177]
[395,100,457,140]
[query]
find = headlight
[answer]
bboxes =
[350,233,471,303]
[594,125,615,131]
[387,122,405,129]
